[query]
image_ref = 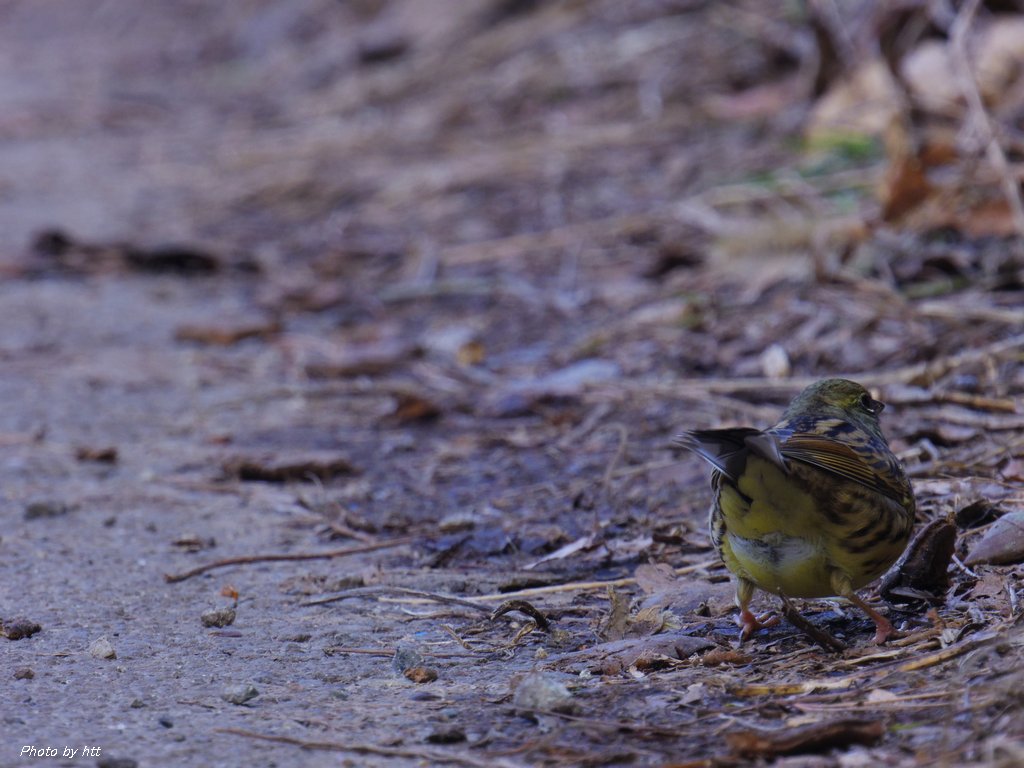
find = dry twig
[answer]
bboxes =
[779,596,847,652]
[949,0,1024,236]
[219,727,526,768]
[303,585,492,612]
[163,537,415,583]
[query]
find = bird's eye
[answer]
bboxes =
[859,392,883,414]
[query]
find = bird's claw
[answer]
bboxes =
[738,609,780,641]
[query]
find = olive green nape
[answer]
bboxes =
[783,378,872,411]
[780,378,884,437]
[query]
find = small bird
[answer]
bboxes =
[675,378,915,644]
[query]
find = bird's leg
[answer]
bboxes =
[735,578,779,641]
[831,572,898,644]
[845,592,897,644]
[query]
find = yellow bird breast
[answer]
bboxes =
[713,454,899,599]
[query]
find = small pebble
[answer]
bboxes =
[221,683,258,705]
[760,343,791,379]
[512,672,576,715]
[201,607,236,628]
[391,642,424,674]
[88,636,117,660]
[158,717,173,728]
[13,667,34,679]
[2,618,42,640]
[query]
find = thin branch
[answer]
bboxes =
[218,728,527,768]
[303,585,492,612]
[470,559,721,602]
[164,537,415,583]
[779,596,847,652]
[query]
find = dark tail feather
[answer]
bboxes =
[674,427,787,482]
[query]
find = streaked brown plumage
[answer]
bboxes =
[676,378,915,643]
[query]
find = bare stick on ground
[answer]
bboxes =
[163,537,416,583]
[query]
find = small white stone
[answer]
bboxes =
[88,636,116,660]
[760,343,791,380]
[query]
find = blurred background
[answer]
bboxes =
[3,1,1024,765]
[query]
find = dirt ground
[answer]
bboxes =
[2,2,1024,767]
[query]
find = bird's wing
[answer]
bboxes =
[777,433,909,503]
[674,427,787,483]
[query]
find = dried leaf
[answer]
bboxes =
[457,340,485,366]
[176,319,280,346]
[967,570,1008,601]
[634,562,677,596]
[879,517,956,602]
[955,500,1003,529]
[965,511,1024,566]
[702,648,751,666]
[384,392,442,425]
[552,634,714,676]
[727,718,885,758]
[223,452,357,483]
[880,153,931,223]
[598,589,631,642]
[305,339,420,378]
[403,666,438,684]
[75,445,119,463]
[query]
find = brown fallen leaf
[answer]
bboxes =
[598,588,632,642]
[223,452,358,483]
[965,511,1024,566]
[595,587,675,643]
[123,243,222,274]
[634,563,735,615]
[404,666,438,684]
[999,457,1024,483]
[456,340,485,366]
[634,562,678,597]
[966,569,1008,603]
[383,392,442,425]
[727,718,885,758]
[955,500,1003,529]
[304,339,420,378]
[75,445,119,463]
[880,150,932,224]
[175,319,280,346]
[32,229,225,275]
[879,516,956,602]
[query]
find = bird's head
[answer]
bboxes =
[782,378,886,436]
